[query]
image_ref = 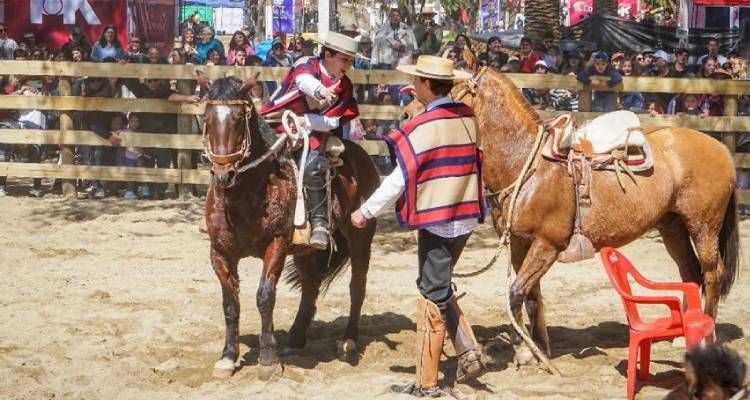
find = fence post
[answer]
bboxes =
[176,80,195,198]
[58,77,76,197]
[578,85,592,112]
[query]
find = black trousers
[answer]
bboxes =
[417,229,471,314]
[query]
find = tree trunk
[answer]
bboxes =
[524,0,559,42]
[593,0,618,16]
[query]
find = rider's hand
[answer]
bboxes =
[317,81,340,103]
[399,85,416,97]
[350,209,368,229]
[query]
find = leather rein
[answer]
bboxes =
[203,99,290,175]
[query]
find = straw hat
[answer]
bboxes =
[320,32,358,57]
[396,55,472,80]
[421,4,437,15]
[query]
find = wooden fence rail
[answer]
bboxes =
[1,61,749,198]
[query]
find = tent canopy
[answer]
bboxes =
[692,0,750,5]
[182,0,245,7]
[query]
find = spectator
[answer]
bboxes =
[229,49,246,66]
[226,30,255,66]
[144,46,163,64]
[577,51,622,112]
[673,48,694,77]
[263,37,293,67]
[168,48,187,65]
[413,5,442,56]
[70,46,84,63]
[205,48,222,65]
[478,36,508,71]
[540,31,555,54]
[500,55,520,73]
[29,48,43,61]
[610,51,625,71]
[125,36,147,63]
[697,37,728,67]
[700,55,719,78]
[371,8,417,69]
[560,49,584,75]
[299,38,316,59]
[249,81,267,108]
[21,32,37,51]
[455,34,477,72]
[651,50,672,77]
[0,23,17,60]
[669,93,705,116]
[61,26,90,62]
[523,60,553,110]
[246,55,263,66]
[355,36,373,70]
[641,49,655,74]
[619,58,645,112]
[193,26,225,65]
[544,46,564,73]
[116,113,149,200]
[518,36,541,73]
[179,28,198,62]
[91,25,124,62]
[123,77,199,199]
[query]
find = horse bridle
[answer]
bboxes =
[202,99,253,169]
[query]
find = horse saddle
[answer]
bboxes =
[542,110,653,173]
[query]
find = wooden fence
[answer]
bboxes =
[1,60,749,201]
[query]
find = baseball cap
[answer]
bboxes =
[653,50,671,62]
[534,60,548,69]
[593,51,609,62]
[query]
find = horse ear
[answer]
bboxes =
[240,72,261,100]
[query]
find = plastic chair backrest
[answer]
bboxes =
[601,248,641,323]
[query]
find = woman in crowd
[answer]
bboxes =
[90,25,124,62]
[62,26,90,61]
[179,29,198,62]
[193,26,224,65]
[477,36,507,71]
[205,48,222,65]
[226,30,254,66]
[455,33,476,72]
[146,47,163,64]
[560,49,584,75]
[125,36,146,63]
[619,57,645,112]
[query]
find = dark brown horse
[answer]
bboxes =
[406,69,739,365]
[203,77,379,379]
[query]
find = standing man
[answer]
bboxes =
[372,7,418,69]
[413,5,442,56]
[0,23,18,60]
[697,37,728,67]
[351,55,485,396]
[261,32,360,249]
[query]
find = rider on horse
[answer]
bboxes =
[352,55,486,396]
[260,32,359,249]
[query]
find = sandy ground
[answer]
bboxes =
[1,189,748,400]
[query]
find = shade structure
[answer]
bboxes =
[692,0,750,4]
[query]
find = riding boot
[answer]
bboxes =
[391,298,447,397]
[304,149,330,250]
[444,296,483,383]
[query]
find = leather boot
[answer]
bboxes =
[304,150,329,250]
[391,298,447,397]
[445,296,483,383]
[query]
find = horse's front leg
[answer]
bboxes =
[210,247,241,379]
[509,238,557,366]
[339,225,375,363]
[256,237,288,380]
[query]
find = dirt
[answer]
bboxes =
[0,194,747,400]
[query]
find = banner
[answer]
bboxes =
[272,0,294,33]
[2,0,128,52]
[132,0,176,57]
[481,0,501,30]
[566,0,641,26]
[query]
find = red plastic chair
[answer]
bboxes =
[599,247,715,400]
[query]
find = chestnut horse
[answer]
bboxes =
[406,69,739,365]
[203,77,379,379]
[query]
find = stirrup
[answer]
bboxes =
[309,225,330,249]
[456,350,483,383]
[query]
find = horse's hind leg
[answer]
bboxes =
[339,227,374,362]
[286,254,322,352]
[256,237,288,380]
[509,239,557,365]
[658,214,702,285]
[210,247,240,379]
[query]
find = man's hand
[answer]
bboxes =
[108,132,122,147]
[317,81,340,103]
[399,85,416,97]
[350,209,368,229]
[184,94,200,103]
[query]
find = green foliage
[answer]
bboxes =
[643,0,677,13]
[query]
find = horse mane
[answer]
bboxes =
[207,76,245,101]
[482,69,542,126]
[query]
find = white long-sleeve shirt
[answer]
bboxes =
[359,96,478,238]
[295,69,340,132]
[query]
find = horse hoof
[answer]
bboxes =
[212,358,235,379]
[513,346,535,367]
[336,339,358,362]
[257,363,282,381]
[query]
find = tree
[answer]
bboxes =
[524,0,559,42]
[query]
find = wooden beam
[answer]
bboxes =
[0,129,204,149]
[738,189,750,205]
[0,162,210,185]
[58,77,76,197]
[734,153,750,169]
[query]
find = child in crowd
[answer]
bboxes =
[116,113,149,200]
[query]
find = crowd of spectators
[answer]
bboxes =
[2,13,750,200]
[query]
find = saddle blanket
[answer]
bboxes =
[542,110,653,172]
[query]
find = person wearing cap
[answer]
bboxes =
[260,32,360,248]
[372,7,418,69]
[413,5,442,56]
[560,49,583,75]
[351,55,485,396]
[61,26,90,62]
[651,50,672,77]
[523,60,553,110]
[355,36,373,70]
[577,51,622,112]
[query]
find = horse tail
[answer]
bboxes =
[719,189,740,298]
[284,230,351,295]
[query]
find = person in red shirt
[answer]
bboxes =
[518,36,541,73]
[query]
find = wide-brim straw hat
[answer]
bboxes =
[421,4,437,15]
[397,55,472,80]
[320,32,358,57]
